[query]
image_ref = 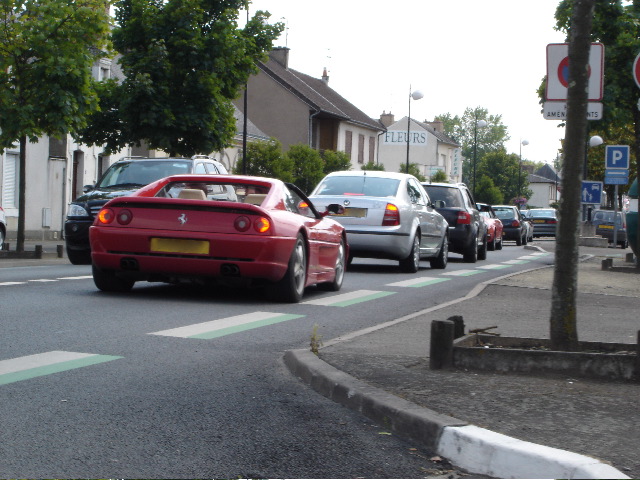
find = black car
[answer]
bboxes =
[64,156,228,264]
[421,182,487,262]
[493,205,528,245]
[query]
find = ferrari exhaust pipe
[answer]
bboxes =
[120,258,139,271]
[220,263,240,276]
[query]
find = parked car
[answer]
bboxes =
[591,209,628,248]
[90,175,347,303]
[493,205,529,245]
[309,171,449,272]
[421,182,487,262]
[0,205,6,247]
[522,208,557,237]
[477,203,504,251]
[65,156,228,265]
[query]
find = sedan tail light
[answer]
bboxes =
[457,211,471,225]
[511,219,521,227]
[382,203,400,226]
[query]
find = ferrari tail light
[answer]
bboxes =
[234,216,251,232]
[254,217,271,233]
[382,203,400,226]
[117,209,133,225]
[457,211,471,225]
[97,208,115,224]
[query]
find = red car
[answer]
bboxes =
[90,175,347,303]
[477,203,504,251]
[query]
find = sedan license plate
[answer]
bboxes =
[533,219,546,223]
[150,237,210,255]
[339,207,366,218]
[599,225,614,230]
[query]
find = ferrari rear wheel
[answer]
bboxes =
[92,264,135,292]
[269,234,307,303]
[319,238,346,291]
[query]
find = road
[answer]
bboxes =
[0,242,553,478]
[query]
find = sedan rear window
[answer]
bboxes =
[423,186,464,208]
[314,176,400,197]
[494,209,516,220]
[98,161,192,188]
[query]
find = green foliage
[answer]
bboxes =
[477,150,532,204]
[321,150,352,174]
[475,175,504,205]
[361,160,385,171]
[398,162,426,182]
[0,0,112,150]
[286,144,325,194]
[233,138,293,182]
[76,0,284,157]
[430,169,449,183]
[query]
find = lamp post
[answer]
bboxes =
[405,86,424,174]
[518,139,529,204]
[472,118,487,199]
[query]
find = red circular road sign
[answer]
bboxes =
[558,56,591,88]
[633,52,640,89]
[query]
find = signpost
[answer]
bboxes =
[604,145,630,246]
[581,181,603,205]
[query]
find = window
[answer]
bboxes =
[2,152,19,209]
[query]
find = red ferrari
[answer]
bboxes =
[89,175,348,303]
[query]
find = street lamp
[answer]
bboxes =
[472,118,487,198]
[518,139,529,205]
[405,87,424,174]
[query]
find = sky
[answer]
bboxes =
[244,0,568,164]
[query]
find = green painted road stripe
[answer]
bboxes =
[442,269,486,276]
[303,289,396,307]
[476,264,512,270]
[502,259,529,265]
[0,351,122,386]
[151,311,304,339]
[387,277,451,288]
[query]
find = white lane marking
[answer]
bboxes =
[57,275,93,280]
[502,259,529,264]
[150,311,304,339]
[0,351,97,375]
[441,269,485,276]
[0,282,25,286]
[387,277,451,287]
[476,264,511,270]
[29,279,57,283]
[302,289,395,307]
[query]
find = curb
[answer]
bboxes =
[284,348,629,479]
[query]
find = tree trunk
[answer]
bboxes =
[17,135,27,253]
[549,0,595,351]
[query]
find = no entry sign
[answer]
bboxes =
[546,43,604,101]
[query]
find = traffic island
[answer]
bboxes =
[430,318,639,382]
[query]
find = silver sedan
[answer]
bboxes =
[309,171,449,272]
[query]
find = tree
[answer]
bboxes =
[0,0,111,251]
[321,150,352,174]
[233,138,293,182]
[475,175,504,205]
[399,163,426,182]
[476,150,532,204]
[361,161,385,171]
[435,107,510,187]
[550,0,595,351]
[77,0,283,157]
[430,169,448,183]
[286,144,325,194]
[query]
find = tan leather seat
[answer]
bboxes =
[178,189,207,200]
[243,194,267,205]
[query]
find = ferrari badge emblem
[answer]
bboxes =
[178,213,187,225]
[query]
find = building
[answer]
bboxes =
[377,114,461,180]
[527,164,561,207]
[233,47,385,168]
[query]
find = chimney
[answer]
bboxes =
[379,111,395,128]
[269,46,290,69]
[425,120,444,133]
[322,67,329,84]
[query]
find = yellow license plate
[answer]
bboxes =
[599,225,614,229]
[150,238,210,255]
[533,219,546,223]
[338,207,366,218]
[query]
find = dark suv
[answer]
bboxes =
[421,182,487,262]
[64,156,228,264]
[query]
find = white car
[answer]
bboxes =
[309,170,449,272]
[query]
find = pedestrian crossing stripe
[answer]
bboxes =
[441,269,486,276]
[502,259,530,265]
[0,282,24,286]
[518,255,541,260]
[303,289,395,307]
[476,264,512,270]
[57,275,93,280]
[0,351,122,386]
[150,311,305,339]
[387,277,451,288]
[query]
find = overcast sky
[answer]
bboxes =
[245,0,568,164]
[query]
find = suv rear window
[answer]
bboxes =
[423,186,464,208]
[314,176,400,197]
[98,160,193,188]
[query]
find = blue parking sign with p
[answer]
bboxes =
[605,145,629,169]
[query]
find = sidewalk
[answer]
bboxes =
[285,241,640,479]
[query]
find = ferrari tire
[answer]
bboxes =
[429,237,448,269]
[92,264,134,292]
[269,234,307,303]
[319,238,346,292]
[399,232,421,273]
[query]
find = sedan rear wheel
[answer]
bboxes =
[400,232,421,273]
[478,234,488,261]
[429,236,448,269]
[269,234,307,303]
[463,235,478,263]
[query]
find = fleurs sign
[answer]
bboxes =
[383,130,427,146]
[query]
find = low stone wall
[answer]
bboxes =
[453,334,638,381]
